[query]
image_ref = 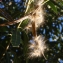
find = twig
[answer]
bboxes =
[0,15,29,26]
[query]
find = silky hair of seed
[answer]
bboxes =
[28,35,47,60]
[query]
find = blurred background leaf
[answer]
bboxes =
[47,1,58,14]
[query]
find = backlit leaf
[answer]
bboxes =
[47,1,58,14]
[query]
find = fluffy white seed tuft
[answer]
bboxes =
[28,35,47,59]
[25,0,45,30]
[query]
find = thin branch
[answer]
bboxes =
[0,15,29,26]
[0,9,13,21]
[0,0,48,26]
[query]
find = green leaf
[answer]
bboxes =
[25,0,34,14]
[14,55,19,63]
[5,52,10,63]
[11,29,21,47]
[19,28,29,58]
[19,28,29,47]
[47,1,58,14]
[0,26,9,32]
[20,19,29,28]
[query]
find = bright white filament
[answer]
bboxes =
[28,35,47,59]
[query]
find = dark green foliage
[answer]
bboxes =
[47,1,58,14]
[0,0,63,63]
[11,29,21,47]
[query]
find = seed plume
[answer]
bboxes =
[28,35,47,59]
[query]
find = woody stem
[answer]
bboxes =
[32,21,37,37]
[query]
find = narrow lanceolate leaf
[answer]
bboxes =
[47,1,58,14]
[20,19,29,28]
[19,28,29,56]
[11,29,21,47]
[25,0,34,14]
[5,52,10,63]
